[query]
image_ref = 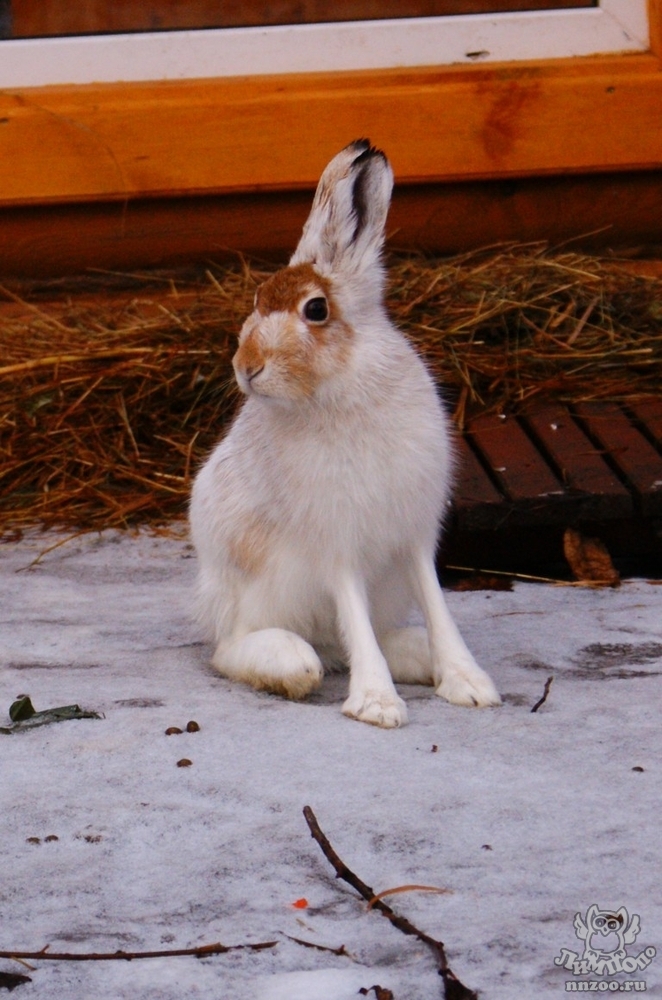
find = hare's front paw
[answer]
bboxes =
[436,666,501,708]
[342,689,409,728]
[213,629,323,701]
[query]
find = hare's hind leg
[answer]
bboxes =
[408,547,501,707]
[370,565,434,684]
[380,627,434,685]
[334,574,408,728]
[212,629,323,701]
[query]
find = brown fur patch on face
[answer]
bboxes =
[255,263,331,316]
[228,515,274,576]
[273,319,320,397]
[234,315,319,399]
[233,325,265,381]
[236,264,354,399]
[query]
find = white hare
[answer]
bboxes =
[189,139,500,728]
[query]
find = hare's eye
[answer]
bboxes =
[303,297,329,323]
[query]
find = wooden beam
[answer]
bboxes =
[650,0,662,57]
[0,51,661,208]
[1,169,660,278]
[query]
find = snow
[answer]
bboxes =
[1,528,660,999]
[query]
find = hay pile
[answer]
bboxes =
[1,245,661,536]
[391,245,662,428]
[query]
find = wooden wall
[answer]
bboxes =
[0,0,659,276]
[6,1,595,36]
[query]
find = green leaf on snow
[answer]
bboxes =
[1,697,102,734]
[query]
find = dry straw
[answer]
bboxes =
[1,244,661,536]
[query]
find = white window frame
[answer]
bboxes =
[0,1,648,88]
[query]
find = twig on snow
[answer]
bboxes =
[531,675,554,713]
[283,934,350,957]
[0,941,277,963]
[367,884,452,909]
[302,806,478,1000]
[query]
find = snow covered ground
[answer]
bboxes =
[1,528,660,999]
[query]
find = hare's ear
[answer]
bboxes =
[290,139,393,281]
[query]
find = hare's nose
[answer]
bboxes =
[244,363,264,382]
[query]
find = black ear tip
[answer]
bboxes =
[349,139,387,168]
[348,138,371,155]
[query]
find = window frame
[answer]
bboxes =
[0,0,649,87]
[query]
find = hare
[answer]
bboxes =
[189,139,500,728]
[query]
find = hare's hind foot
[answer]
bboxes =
[435,661,502,708]
[342,689,408,729]
[407,547,501,709]
[378,626,500,709]
[212,628,323,701]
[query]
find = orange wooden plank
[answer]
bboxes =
[467,413,563,504]
[0,53,661,208]
[628,398,662,450]
[524,404,632,518]
[575,402,662,516]
[454,436,504,505]
[453,435,505,530]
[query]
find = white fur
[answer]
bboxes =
[189,139,500,727]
